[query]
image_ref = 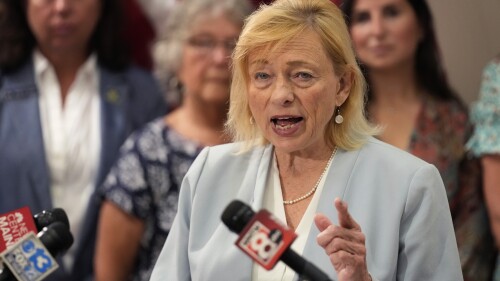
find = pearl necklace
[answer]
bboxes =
[283,147,338,205]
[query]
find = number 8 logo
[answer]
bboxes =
[249,230,276,261]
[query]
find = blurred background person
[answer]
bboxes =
[0,0,166,280]
[341,0,496,279]
[93,0,253,280]
[125,0,272,73]
[467,54,500,281]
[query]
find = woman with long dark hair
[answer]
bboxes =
[0,0,166,280]
[342,0,496,279]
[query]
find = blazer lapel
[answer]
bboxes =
[222,144,274,280]
[0,61,52,211]
[250,144,274,209]
[96,67,130,186]
[72,67,130,268]
[301,148,361,279]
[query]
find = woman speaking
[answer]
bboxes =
[149,0,463,280]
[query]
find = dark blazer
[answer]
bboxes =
[0,59,167,281]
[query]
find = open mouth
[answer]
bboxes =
[271,116,303,130]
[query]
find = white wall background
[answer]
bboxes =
[428,0,500,106]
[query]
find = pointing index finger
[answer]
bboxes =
[334,197,360,230]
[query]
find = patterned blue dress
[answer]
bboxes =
[100,117,203,281]
[467,55,500,280]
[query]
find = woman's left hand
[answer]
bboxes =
[314,198,371,281]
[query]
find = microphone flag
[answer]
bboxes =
[235,209,297,270]
[0,208,37,253]
[0,232,59,281]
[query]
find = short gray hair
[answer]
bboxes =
[152,0,254,106]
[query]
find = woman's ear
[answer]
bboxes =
[336,70,353,106]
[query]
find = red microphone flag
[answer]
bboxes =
[235,209,297,270]
[0,207,37,252]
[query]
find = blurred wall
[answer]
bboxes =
[428,0,500,106]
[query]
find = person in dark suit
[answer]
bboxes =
[0,0,166,280]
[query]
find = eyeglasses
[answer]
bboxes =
[186,36,237,55]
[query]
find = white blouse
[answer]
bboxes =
[252,152,334,281]
[34,50,101,271]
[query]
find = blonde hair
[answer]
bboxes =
[226,0,378,152]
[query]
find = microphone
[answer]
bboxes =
[0,207,70,253]
[33,209,69,231]
[0,222,74,281]
[221,200,332,281]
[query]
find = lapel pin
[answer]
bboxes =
[106,89,120,104]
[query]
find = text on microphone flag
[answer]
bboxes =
[0,207,37,252]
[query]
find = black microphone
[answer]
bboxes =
[0,207,68,252]
[33,208,70,231]
[0,222,74,281]
[221,200,332,281]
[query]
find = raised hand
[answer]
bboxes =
[314,198,371,281]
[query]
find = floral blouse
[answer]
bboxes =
[100,118,203,281]
[467,55,500,156]
[372,97,495,280]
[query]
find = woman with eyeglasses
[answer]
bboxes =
[93,0,253,280]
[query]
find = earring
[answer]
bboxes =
[168,76,180,90]
[249,116,255,125]
[334,107,344,124]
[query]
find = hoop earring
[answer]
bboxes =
[249,116,255,125]
[334,107,344,124]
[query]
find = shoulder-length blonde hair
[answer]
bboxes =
[226,0,378,152]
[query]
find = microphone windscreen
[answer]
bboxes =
[221,200,255,233]
[38,222,74,256]
[34,208,70,231]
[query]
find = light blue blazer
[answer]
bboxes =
[0,60,167,281]
[150,138,463,281]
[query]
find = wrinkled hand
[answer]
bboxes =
[314,198,371,281]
